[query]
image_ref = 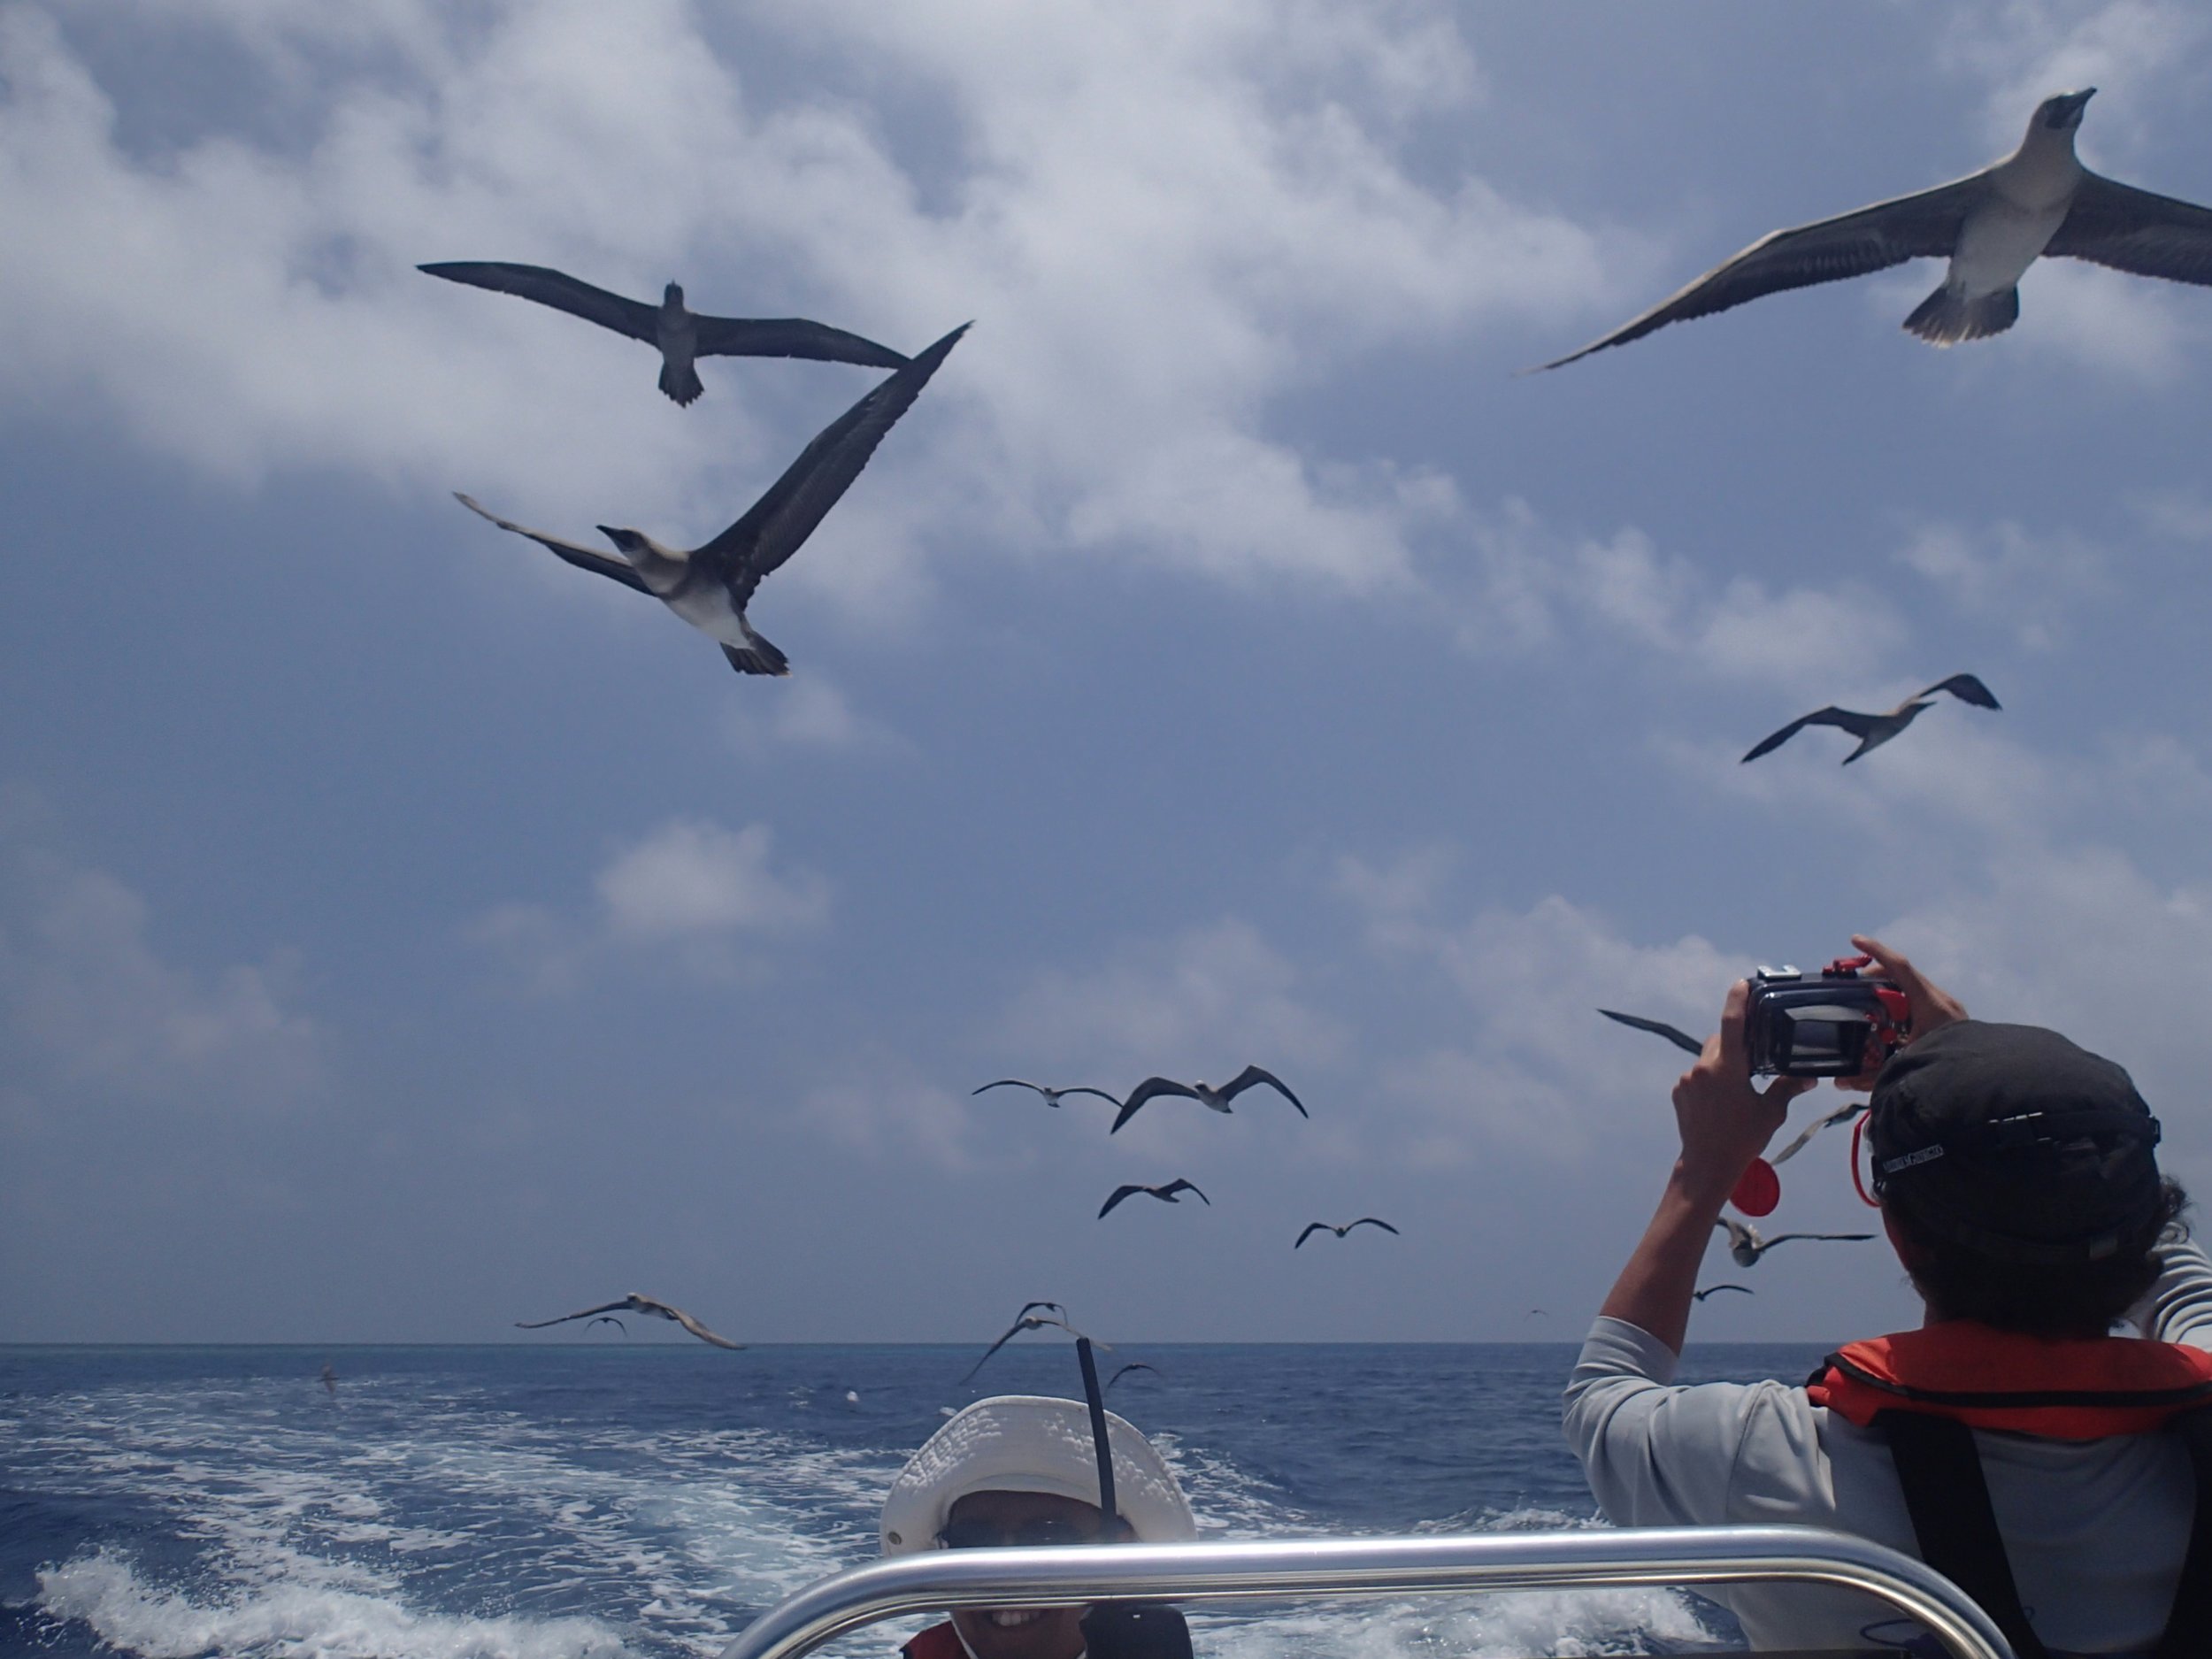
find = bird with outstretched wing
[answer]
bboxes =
[515,1293,742,1348]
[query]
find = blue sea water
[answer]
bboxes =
[0,1342,1828,1659]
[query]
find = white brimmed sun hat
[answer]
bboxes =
[879,1395,1197,1555]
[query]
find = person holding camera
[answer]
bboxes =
[879,1395,1198,1659]
[1563,937,2212,1658]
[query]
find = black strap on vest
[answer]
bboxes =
[1874,1405,2212,1659]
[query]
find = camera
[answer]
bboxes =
[1745,956,1910,1078]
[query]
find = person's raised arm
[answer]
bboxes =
[1597,979,1813,1353]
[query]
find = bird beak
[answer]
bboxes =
[2052,88,2095,127]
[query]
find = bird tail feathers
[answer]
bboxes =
[722,638,791,676]
[660,361,706,405]
[1903,283,2019,345]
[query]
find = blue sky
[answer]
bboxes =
[5,0,2212,1343]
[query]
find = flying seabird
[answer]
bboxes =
[1540,89,2212,368]
[1110,1066,1307,1134]
[456,322,966,676]
[972,1079,1124,1110]
[515,1293,744,1349]
[586,1316,628,1335]
[962,1304,1107,1385]
[1105,1363,1158,1393]
[319,1361,337,1396]
[1694,1283,1755,1302]
[1097,1179,1211,1218]
[1294,1217,1401,1248]
[418,262,909,405]
[1741,674,2001,764]
[1597,1009,1706,1056]
[1716,1217,1875,1269]
[1770,1100,1868,1166]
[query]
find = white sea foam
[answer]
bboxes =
[40,1549,635,1659]
[12,1365,1714,1659]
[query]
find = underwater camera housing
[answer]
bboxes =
[1745,957,1910,1078]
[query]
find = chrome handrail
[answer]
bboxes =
[717,1526,2014,1659]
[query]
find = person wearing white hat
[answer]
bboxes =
[879,1394,1197,1659]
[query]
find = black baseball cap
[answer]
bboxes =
[1868,1020,2164,1264]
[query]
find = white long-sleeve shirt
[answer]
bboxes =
[1563,1240,2212,1655]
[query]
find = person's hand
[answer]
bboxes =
[1832,933,1968,1092]
[1672,979,1815,1203]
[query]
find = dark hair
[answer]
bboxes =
[1885,1176,2192,1338]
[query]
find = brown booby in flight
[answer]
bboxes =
[1097,1179,1210,1218]
[1540,89,2212,368]
[1597,1009,1705,1056]
[1770,1099,1867,1165]
[457,323,965,675]
[1742,673,2000,764]
[1294,1217,1400,1248]
[1110,1066,1306,1134]
[973,1079,1124,1110]
[1105,1362,1158,1392]
[962,1304,1106,1385]
[1694,1283,1754,1302]
[515,1293,743,1348]
[419,262,909,405]
[1716,1217,1874,1268]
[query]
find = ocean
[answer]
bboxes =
[0,1341,1831,1659]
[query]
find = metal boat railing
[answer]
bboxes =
[716,1525,2015,1659]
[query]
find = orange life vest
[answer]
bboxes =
[1806,1320,2212,1659]
[1806,1320,2212,1437]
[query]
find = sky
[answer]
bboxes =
[5,0,2212,1344]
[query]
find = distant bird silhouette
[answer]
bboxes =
[418,262,908,405]
[319,1361,337,1397]
[1527,1308,1549,1319]
[586,1316,628,1336]
[1716,1217,1876,1269]
[1770,1101,1868,1166]
[1295,1217,1401,1248]
[973,1079,1123,1110]
[516,1293,743,1349]
[1694,1283,1755,1302]
[963,1304,1106,1385]
[1742,674,2001,764]
[1598,1009,1705,1056]
[1111,1066,1306,1133]
[1536,89,2212,369]
[456,322,965,676]
[1098,1179,1211,1218]
[1106,1363,1159,1393]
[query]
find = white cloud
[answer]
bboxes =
[799,1062,1000,1174]
[0,0,1617,611]
[469,816,829,992]
[1894,518,2108,647]
[0,833,324,1114]
[1940,0,2209,154]
[597,820,829,940]
[718,677,908,757]
[998,918,1348,1081]
[1436,502,1904,692]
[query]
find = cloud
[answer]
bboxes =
[1893,518,2109,647]
[1436,502,1904,692]
[596,820,829,940]
[0,0,1617,611]
[718,677,908,757]
[1940,0,2210,154]
[469,816,829,992]
[0,827,324,1116]
[798,1061,999,1174]
[998,918,1348,1080]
